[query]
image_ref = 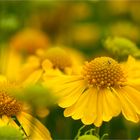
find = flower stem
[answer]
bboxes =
[95,127,100,137]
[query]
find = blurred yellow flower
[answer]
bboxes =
[9,28,50,54]
[44,56,140,127]
[19,47,84,85]
[72,24,100,45]
[108,1,129,15]
[44,47,84,75]
[0,75,52,140]
[108,22,140,42]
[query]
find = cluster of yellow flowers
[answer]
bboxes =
[1,28,140,139]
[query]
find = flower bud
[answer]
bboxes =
[0,126,24,140]
[78,135,99,140]
[104,37,140,58]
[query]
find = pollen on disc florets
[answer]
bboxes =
[82,57,126,88]
[0,92,22,117]
[45,47,72,70]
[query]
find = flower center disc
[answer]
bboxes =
[82,57,126,88]
[46,47,72,70]
[0,93,22,117]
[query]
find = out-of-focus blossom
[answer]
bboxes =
[9,28,50,54]
[19,47,84,85]
[70,3,92,20]
[72,24,100,46]
[129,2,140,22]
[0,75,52,140]
[108,1,129,15]
[108,22,140,42]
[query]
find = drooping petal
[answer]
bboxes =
[102,88,121,121]
[117,86,140,114]
[112,88,139,123]
[125,55,136,71]
[45,75,83,87]
[58,81,87,107]
[45,76,85,98]
[19,56,40,82]
[22,69,43,86]
[127,79,140,91]
[17,112,52,140]
[0,48,22,81]
[81,87,98,125]
[64,88,92,120]
[126,56,140,80]
[0,116,18,129]
[94,90,103,127]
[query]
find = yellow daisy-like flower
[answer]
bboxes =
[19,47,84,85]
[44,56,140,127]
[0,75,52,140]
[44,47,83,75]
[9,28,50,54]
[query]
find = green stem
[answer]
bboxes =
[74,125,86,140]
[95,127,100,136]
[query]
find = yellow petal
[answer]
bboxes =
[64,89,90,120]
[102,88,121,121]
[0,116,17,128]
[17,112,52,140]
[0,48,22,81]
[42,59,53,70]
[46,76,85,97]
[58,81,86,107]
[94,90,103,127]
[22,69,43,86]
[118,86,140,114]
[19,56,40,82]
[126,55,136,68]
[127,79,140,91]
[81,87,97,125]
[112,88,139,123]
[0,75,7,83]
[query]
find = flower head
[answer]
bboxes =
[0,75,52,140]
[0,92,22,117]
[45,56,140,127]
[45,47,72,71]
[9,28,50,54]
[82,57,126,88]
[19,47,84,85]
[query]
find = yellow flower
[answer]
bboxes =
[44,56,140,127]
[108,22,140,42]
[19,47,84,85]
[0,47,53,121]
[44,47,84,75]
[0,47,22,82]
[9,28,50,54]
[0,75,52,140]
